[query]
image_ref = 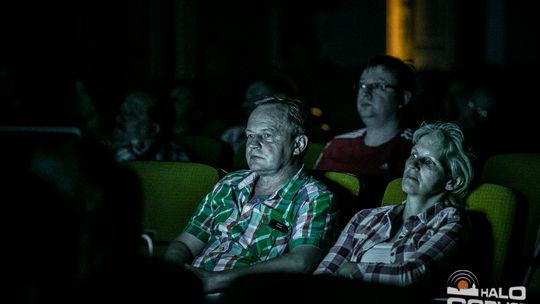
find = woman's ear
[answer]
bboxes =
[293,135,308,156]
[445,176,463,192]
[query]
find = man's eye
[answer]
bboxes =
[246,134,254,138]
[263,133,272,138]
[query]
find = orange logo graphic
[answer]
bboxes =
[447,270,479,297]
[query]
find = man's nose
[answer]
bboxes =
[359,86,373,97]
[247,135,262,148]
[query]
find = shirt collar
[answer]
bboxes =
[384,200,449,225]
[417,201,448,224]
[236,165,307,208]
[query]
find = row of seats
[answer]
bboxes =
[126,152,540,297]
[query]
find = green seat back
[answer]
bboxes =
[323,171,362,197]
[480,153,540,273]
[381,178,406,206]
[466,183,517,286]
[176,135,232,169]
[126,161,219,253]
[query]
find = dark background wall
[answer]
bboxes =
[1,0,539,152]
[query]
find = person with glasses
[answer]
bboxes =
[315,54,416,223]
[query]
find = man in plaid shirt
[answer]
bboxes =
[165,97,338,294]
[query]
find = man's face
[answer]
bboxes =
[356,66,401,125]
[245,104,296,176]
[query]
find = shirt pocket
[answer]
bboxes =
[250,217,291,262]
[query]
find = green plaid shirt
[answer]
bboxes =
[184,167,338,271]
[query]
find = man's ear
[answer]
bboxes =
[398,90,411,109]
[293,135,308,156]
[445,176,463,192]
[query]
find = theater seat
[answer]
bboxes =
[311,170,363,230]
[480,153,540,282]
[126,161,219,256]
[175,135,233,170]
[381,178,518,286]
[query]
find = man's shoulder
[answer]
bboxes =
[218,169,252,185]
[294,170,335,199]
[333,128,367,140]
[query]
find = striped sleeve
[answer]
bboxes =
[289,186,337,251]
[314,209,373,275]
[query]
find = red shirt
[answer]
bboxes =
[315,128,413,179]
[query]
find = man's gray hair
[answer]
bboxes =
[253,96,308,138]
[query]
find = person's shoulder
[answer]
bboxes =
[365,204,397,215]
[296,170,335,199]
[221,124,246,137]
[350,204,396,222]
[333,128,366,140]
[219,169,252,185]
[442,205,462,217]
[434,204,463,224]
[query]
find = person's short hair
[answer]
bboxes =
[252,96,308,138]
[412,121,474,206]
[364,55,416,96]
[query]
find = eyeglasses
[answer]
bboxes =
[356,82,398,93]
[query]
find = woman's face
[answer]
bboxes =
[401,132,450,198]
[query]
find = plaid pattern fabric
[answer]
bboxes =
[185,167,338,271]
[314,201,464,286]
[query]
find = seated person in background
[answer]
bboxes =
[107,90,191,162]
[315,54,415,210]
[169,81,204,139]
[314,121,473,288]
[164,96,338,294]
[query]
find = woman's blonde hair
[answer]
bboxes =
[413,121,474,206]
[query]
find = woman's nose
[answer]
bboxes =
[408,159,420,170]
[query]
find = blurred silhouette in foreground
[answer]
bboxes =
[2,131,203,303]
